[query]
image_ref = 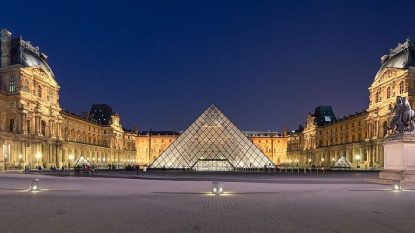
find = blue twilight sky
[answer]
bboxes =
[2,0,415,131]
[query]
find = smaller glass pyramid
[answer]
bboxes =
[333,156,352,169]
[74,155,92,167]
[150,104,275,170]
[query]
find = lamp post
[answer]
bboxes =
[68,154,74,170]
[355,155,361,169]
[331,157,336,166]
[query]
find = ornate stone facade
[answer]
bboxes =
[287,38,415,169]
[0,29,136,170]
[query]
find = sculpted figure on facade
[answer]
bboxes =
[389,96,415,134]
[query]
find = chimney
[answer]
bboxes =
[1,29,12,67]
[282,126,288,137]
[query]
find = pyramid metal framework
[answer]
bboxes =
[74,155,92,167]
[150,104,275,170]
[333,156,352,169]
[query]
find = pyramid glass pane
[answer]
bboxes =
[150,104,275,170]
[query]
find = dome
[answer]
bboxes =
[374,38,415,80]
[10,37,55,79]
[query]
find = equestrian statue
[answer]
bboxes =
[389,96,415,134]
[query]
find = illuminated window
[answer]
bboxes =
[9,77,15,93]
[387,87,391,99]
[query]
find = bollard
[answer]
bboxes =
[212,181,224,195]
[30,179,40,192]
[392,180,401,191]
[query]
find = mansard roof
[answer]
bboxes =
[0,29,54,79]
[375,38,415,81]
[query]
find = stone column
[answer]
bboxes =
[57,144,62,168]
[35,115,42,136]
[21,112,28,134]
[57,121,62,139]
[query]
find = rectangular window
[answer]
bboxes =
[27,120,31,133]
[9,77,15,93]
[9,119,14,132]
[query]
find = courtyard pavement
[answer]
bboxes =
[0,172,414,233]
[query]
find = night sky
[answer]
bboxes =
[2,0,415,131]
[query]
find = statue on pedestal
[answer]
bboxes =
[389,96,415,134]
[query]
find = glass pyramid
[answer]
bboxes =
[333,156,352,169]
[150,104,275,170]
[74,155,91,167]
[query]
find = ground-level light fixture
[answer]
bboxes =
[355,155,361,168]
[212,181,224,195]
[393,180,401,191]
[30,179,40,192]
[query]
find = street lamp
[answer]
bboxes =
[68,154,74,170]
[355,155,361,169]
[321,158,325,167]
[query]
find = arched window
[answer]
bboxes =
[387,87,391,99]
[400,81,404,94]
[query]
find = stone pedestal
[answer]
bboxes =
[380,133,415,183]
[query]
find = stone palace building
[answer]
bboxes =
[0,29,136,170]
[287,38,415,169]
[2,28,411,171]
[0,29,288,170]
